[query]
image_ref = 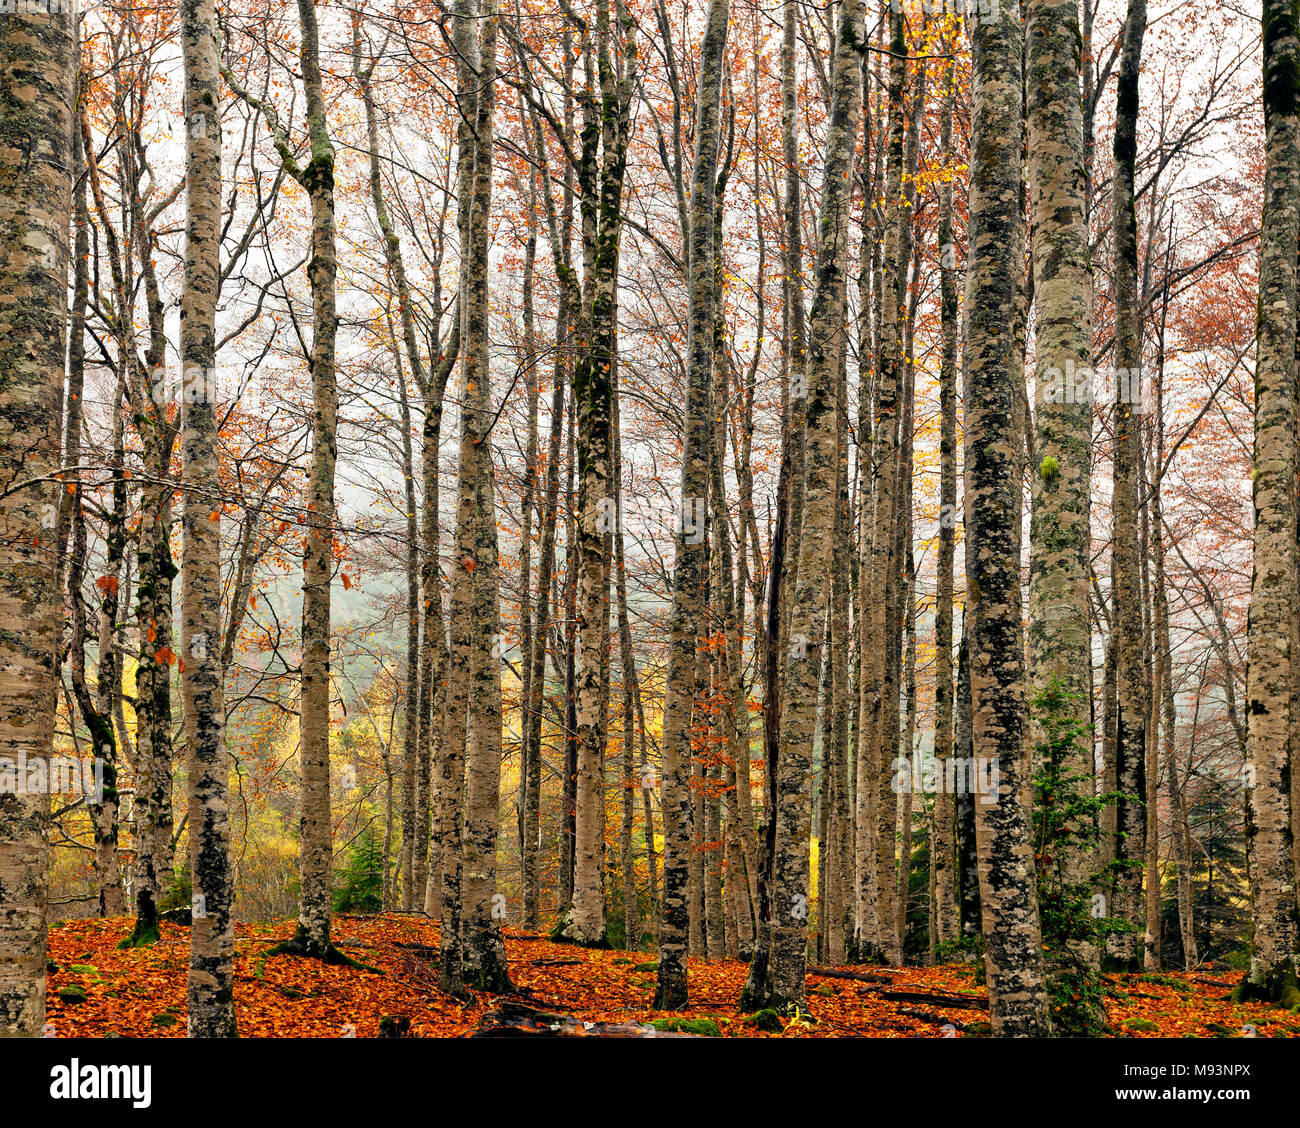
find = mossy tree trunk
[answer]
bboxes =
[963,0,1051,1037]
[567,0,638,949]
[1025,0,1097,938]
[0,1,74,1037]
[180,0,236,1037]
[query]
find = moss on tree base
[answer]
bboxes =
[766,995,815,1021]
[745,1007,783,1033]
[546,909,610,949]
[739,983,813,1022]
[117,920,161,949]
[1230,962,1300,1012]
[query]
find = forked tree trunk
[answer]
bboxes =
[442,0,511,994]
[566,0,638,947]
[65,102,125,919]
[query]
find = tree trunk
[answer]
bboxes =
[0,4,73,1036]
[963,0,1051,1036]
[445,0,511,994]
[654,0,729,1010]
[1238,0,1300,1008]
[932,9,960,951]
[292,0,340,959]
[1107,0,1149,971]
[180,0,236,1036]
[1025,0,1097,924]
[744,0,862,1016]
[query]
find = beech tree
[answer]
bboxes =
[654,0,729,1010]
[0,0,1289,1049]
[1025,0,1096,924]
[0,1,74,1037]
[963,0,1051,1037]
[1239,0,1300,1009]
[744,0,863,1016]
[179,0,235,1038]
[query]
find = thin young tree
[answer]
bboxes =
[225,0,343,960]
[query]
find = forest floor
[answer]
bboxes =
[43,914,1300,1038]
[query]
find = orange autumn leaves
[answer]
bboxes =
[43,915,1300,1039]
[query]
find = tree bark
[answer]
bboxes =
[744,0,863,1016]
[0,2,74,1036]
[1107,0,1150,971]
[932,8,960,951]
[1238,0,1300,1008]
[180,0,236,1036]
[1025,0,1097,919]
[654,0,729,1010]
[964,0,1051,1036]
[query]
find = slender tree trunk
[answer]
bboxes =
[180,0,236,1036]
[744,0,863,1016]
[1107,0,1149,970]
[516,140,540,932]
[446,0,511,993]
[863,4,908,965]
[654,0,729,1010]
[964,0,1051,1036]
[291,0,340,958]
[932,7,960,951]
[955,630,981,939]
[613,385,639,949]
[353,23,430,915]
[65,104,125,919]
[523,90,577,930]
[1151,360,1197,968]
[826,343,852,965]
